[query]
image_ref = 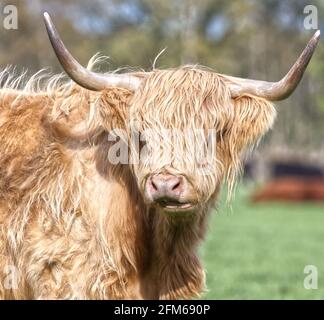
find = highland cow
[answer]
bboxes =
[0,13,320,299]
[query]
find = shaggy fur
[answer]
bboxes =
[0,64,276,299]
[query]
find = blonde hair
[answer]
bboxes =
[0,62,276,299]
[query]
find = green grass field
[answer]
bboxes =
[201,184,324,299]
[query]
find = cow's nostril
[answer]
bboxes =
[151,180,158,191]
[148,174,185,201]
[172,181,180,191]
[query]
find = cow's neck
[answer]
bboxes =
[102,177,210,298]
[140,210,208,299]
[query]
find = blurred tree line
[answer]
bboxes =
[0,0,323,154]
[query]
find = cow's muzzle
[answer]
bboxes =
[145,173,197,213]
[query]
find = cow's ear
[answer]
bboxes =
[229,95,276,150]
[43,87,133,141]
[220,95,276,182]
[99,88,133,131]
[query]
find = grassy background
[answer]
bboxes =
[201,184,324,299]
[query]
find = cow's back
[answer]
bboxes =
[0,93,49,206]
[0,92,52,298]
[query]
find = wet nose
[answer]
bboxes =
[148,174,184,200]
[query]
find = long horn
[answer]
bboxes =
[227,31,320,101]
[43,12,141,91]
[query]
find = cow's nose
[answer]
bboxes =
[148,174,184,200]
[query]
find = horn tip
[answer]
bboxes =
[315,30,321,39]
[43,12,51,22]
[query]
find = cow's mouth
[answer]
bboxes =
[155,198,196,213]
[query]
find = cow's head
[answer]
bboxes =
[44,13,320,217]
